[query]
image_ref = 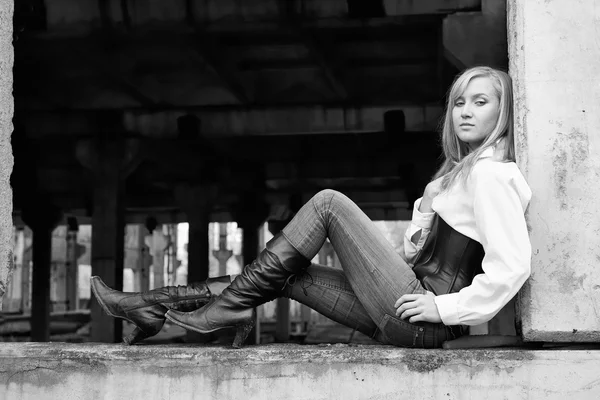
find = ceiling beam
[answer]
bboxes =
[72,46,163,108]
[19,104,443,138]
[276,0,347,101]
[188,29,252,104]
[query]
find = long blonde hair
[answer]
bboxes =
[434,66,516,190]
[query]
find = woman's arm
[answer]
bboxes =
[403,198,436,264]
[433,164,532,326]
[403,177,444,265]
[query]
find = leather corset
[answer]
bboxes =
[412,216,485,295]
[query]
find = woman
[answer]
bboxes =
[91,66,532,349]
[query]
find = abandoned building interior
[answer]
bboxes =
[3,0,513,344]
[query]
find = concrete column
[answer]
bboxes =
[148,228,168,289]
[21,204,63,342]
[268,220,290,343]
[212,223,233,277]
[20,228,32,313]
[76,137,142,343]
[167,224,178,285]
[65,221,80,310]
[137,225,151,292]
[175,185,217,283]
[51,226,68,313]
[508,0,600,341]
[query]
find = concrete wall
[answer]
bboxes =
[0,0,14,310]
[509,0,600,341]
[2,343,600,400]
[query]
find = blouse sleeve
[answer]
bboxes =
[403,197,437,266]
[433,164,532,326]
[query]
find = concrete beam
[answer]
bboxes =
[43,1,477,33]
[20,105,442,138]
[1,343,600,399]
[188,29,252,104]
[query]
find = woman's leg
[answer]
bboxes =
[282,189,426,332]
[284,263,450,348]
[166,189,431,348]
[283,263,378,338]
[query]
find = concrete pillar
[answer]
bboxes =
[76,137,141,342]
[65,219,80,310]
[212,223,233,277]
[166,224,178,285]
[268,220,290,343]
[147,228,168,289]
[21,228,32,313]
[21,204,63,342]
[175,185,217,283]
[51,226,68,313]
[138,225,151,292]
[508,0,600,341]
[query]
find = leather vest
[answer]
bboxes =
[412,216,485,295]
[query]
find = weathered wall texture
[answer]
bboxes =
[509,0,600,341]
[1,343,600,400]
[0,0,14,309]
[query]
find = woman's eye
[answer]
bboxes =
[454,101,464,107]
[475,101,486,106]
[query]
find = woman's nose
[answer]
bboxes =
[461,104,473,118]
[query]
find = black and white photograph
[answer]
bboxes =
[0,1,599,399]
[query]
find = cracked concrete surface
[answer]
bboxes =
[1,343,600,399]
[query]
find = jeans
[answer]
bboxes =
[281,189,461,348]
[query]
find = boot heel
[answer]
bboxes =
[123,327,151,345]
[232,314,256,349]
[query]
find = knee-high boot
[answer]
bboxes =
[90,275,232,345]
[165,233,310,348]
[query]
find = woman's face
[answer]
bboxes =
[452,76,500,150]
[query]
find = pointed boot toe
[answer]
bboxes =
[90,276,126,318]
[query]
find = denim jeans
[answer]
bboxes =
[281,189,461,348]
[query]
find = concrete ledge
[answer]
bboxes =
[1,343,600,399]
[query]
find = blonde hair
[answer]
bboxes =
[434,66,516,189]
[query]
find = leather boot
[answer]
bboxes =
[165,233,310,348]
[90,275,232,345]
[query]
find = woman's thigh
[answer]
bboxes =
[283,263,378,338]
[284,263,447,348]
[283,189,426,329]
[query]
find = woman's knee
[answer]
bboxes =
[315,189,341,199]
[312,189,357,215]
[312,189,343,212]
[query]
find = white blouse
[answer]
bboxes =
[403,147,532,326]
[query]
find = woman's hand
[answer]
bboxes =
[394,292,442,324]
[419,176,444,213]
